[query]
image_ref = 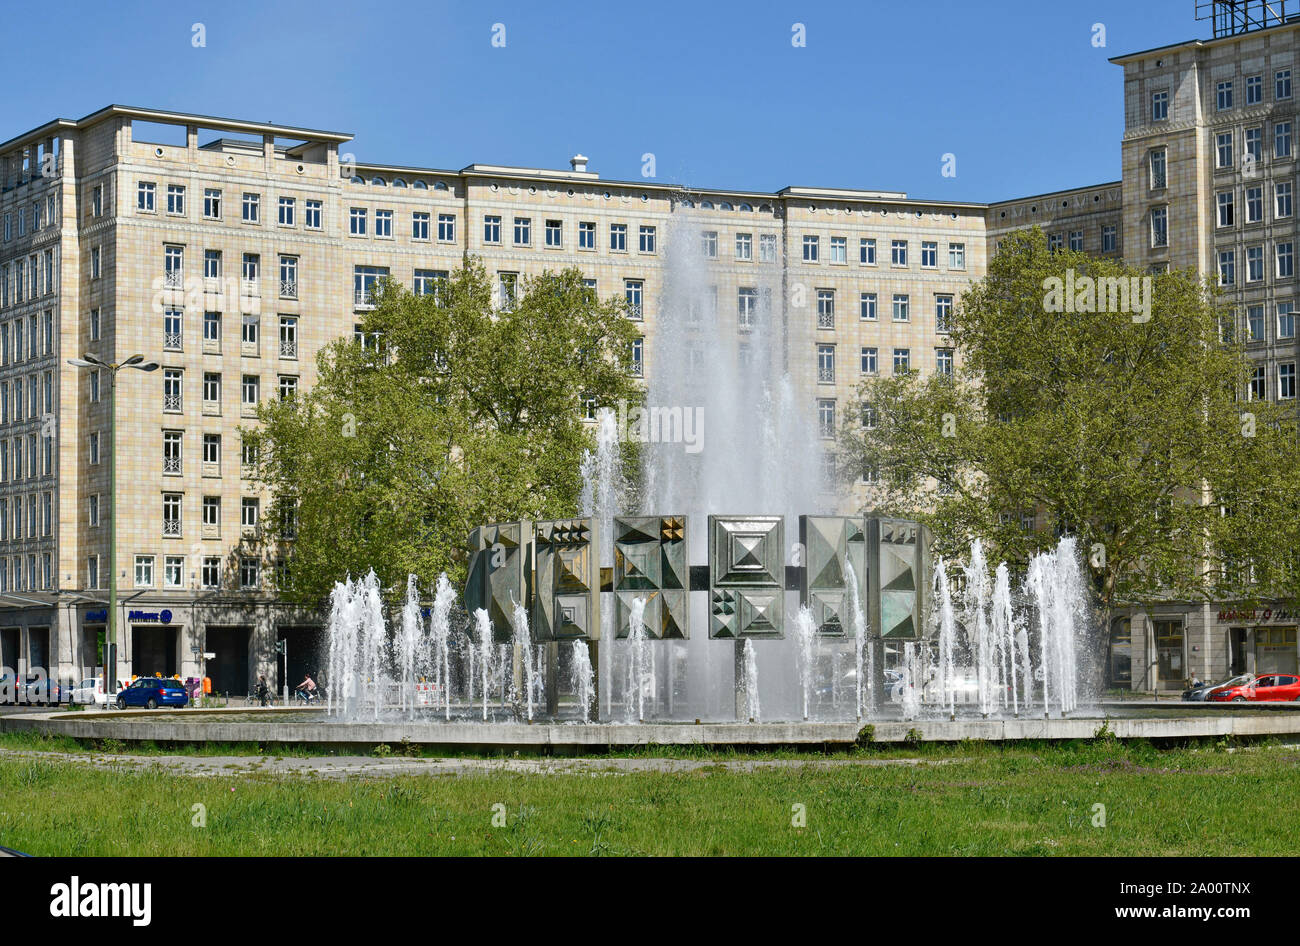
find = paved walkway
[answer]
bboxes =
[0,746,943,779]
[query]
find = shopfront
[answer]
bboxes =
[1154,618,1185,690]
[129,608,180,678]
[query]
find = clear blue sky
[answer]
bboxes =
[6,0,1203,202]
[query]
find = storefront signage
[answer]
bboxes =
[1217,608,1300,623]
[85,609,108,623]
[128,609,174,624]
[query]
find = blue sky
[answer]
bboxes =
[7,0,1203,202]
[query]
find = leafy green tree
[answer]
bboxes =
[839,228,1300,618]
[245,259,642,605]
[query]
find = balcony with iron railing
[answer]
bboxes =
[817,366,835,383]
[162,518,182,537]
[163,455,180,475]
[163,393,182,412]
[163,270,184,289]
[354,288,376,309]
[279,338,298,359]
[279,279,297,300]
[164,332,182,351]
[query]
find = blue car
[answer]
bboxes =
[115,677,189,710]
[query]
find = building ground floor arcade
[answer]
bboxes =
[0,593,324,698]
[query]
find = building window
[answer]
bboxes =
[1217,190,1235,228]
[305,199,322,229]
[1277,182,1294,219]
[817,399,836,438]
[1278,242,1295,279]
[1247,245,1264,282]
[202,433,220,466]
[241,192,260,223]
[1247,74,1263,105]
[1247,305,1266,341]
[830,236,847,263]
[545,219,562,247]
[163,492,182,535]
[1217,132,1233,169]
[891,240,908,265]
[134,555,154,588]
[610,223,627,252]
[700,231,717,259]
[1277,122,1293,159]
[817,345,835,383]
[737,288,757,328]
[437,213,455,242]
[164,245,184,285]
[1249,364,1266,400]
[1218,249,1236,286]
[1217,80,1233,111]
[87,556,99,590]
[1150,207,1168,248]
[203,496,221,530]
[1279,302,1297,340]
[203,188,221,219]
[278,196,296,226]
[948,242,965,269]
[89,432,100,465]
[411,211,429,241]
[630,338,643,377]
[242,253,260,283]
[513,216,531,245]
[483,214,501,243]
[240,558,260,590]
[860,238,876,265]
[921,241,938,267]
[936,295,954,333]
[936,348,954,376]
[1280,363,1296,400]
[163,368,182,412]
[1151,89,1168,121]
[578,221,595,249]
[1068,231,1084,252]
[349,207,368,235]
[624,280,644,320]
[816,290,835,328]
[374,208,392,237]
[163,430,182,474]
[1245,185,1263,223]
[802,235,819,262]
[1246,127,1263,165]
[859,292,877,321]
[242,374,260,409]
[893,348,910,375]
[203,371,221,405]
[734,232,751,260]
[497,272,518,311]
[278,376,298,400]
[760,233,777,263]
[892,293,910,322]
[860,346,877,375]
[241,497,260,531]
[164,555,184,589]
[137,181,155,212]
[201,556,221,589]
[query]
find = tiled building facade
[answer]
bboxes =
[0,17,1295,695]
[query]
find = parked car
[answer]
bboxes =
[1207,673,1300,702]
[16,676,70,706]
[1183,674,1253,702]
[71,677,112,707]
[115,677,189,710]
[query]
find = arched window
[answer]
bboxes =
[370,176,387,186]
[737,202,752,212]
[700,200,714,209]
[679,199,694,208]
[412,180,428,190]
[350,176,365,184]
[392,178,408,188]
[719,201,733,211]
[433,181,449,191]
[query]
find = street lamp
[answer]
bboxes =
[67,352,158,694]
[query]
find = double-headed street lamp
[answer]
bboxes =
[67,353,158,691]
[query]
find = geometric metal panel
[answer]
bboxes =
[532,518,599,642]
[464,520,532,643]
[799,516,868,636]
[867,516,928,639]
[708,515,784,639]
[613,515,689,639]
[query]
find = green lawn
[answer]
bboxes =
[2,739,1298,856]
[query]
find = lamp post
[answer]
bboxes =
[67,353,158,693]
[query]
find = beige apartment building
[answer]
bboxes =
[0,12,1294,696]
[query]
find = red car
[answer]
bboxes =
[1208,674,1300,702]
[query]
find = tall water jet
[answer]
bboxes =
[625,596,652,722]
[742,639,761,722]
[933,558,958,717]
[965,540,994,716]
[399,574,421,716]
[900,641,922,720]
[431,573,456,720]
[325,577,354,717]
[473,608,493,721]
[570,640,595,721]
[510,601,536,721]
[358,570,387,719]
[793,606,817,721]
[991,562,1018,715]
[845,562,869,720]
[580,406,623,720]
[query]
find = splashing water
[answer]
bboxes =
[845,562,869,719]
[625,596,653,722]
[743,639,761,722]
[570,640,595,720]
[431,573,456,720]
[793,606,817,721]
[474,608,493,721]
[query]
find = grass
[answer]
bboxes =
[2,738,1299,855]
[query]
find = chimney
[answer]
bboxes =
[570,153,589,172]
